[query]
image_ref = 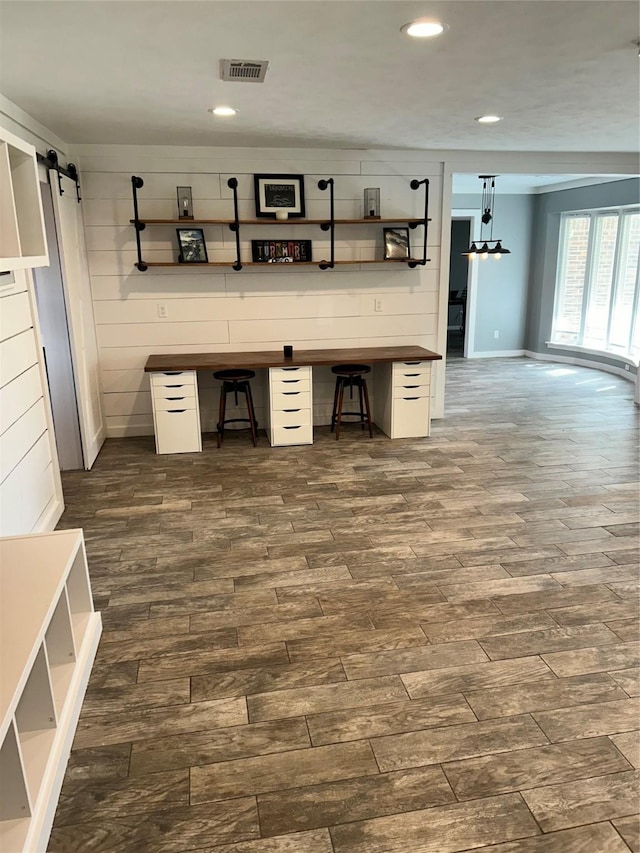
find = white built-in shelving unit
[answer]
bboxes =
[0,125,49,272]
[0,529,101,853]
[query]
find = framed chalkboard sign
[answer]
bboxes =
[254,174,305,219]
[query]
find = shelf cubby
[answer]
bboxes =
[0,722,31,852]
[0,126,49,271]
[44,593,76,717]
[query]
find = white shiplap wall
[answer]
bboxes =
[0,270,63,533]
[76,147,444,437]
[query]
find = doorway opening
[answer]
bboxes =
[447,218,471,357]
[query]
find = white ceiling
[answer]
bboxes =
[0,0,638,153]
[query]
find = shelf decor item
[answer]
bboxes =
[383,227,410,260]
[251,239,312,263]
[364,187,381,219]
[176,227,208,263]
[176,186,194,219]
[254,174,305,219]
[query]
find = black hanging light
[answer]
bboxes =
[462,175,510,259]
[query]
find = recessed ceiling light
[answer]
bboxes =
[401,19,448,38]
[210,106,237,117]
[475,115,503,124]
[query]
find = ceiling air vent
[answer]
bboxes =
[220,59,269,83]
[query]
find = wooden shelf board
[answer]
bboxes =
[140,259,427,268]
[131,217,429,225]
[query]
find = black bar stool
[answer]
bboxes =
[330,364,373,440]
[214,369,258,447]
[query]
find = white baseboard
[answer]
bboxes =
[467,350,525,359]
[34,496,64,533]
[106,425,155,438]
[523,350,636,383]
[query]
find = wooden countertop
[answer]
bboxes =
[145,346,442,373]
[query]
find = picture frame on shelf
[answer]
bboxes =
[254,174,305,219]
[383,227,410,260]
[176,228,208,263]
[252,239,312,263]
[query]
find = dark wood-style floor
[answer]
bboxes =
[49,357,639,853]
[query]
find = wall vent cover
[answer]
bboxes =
[220,59,269,83]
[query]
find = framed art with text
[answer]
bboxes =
[251,239,312,263]
[254,174,306,219]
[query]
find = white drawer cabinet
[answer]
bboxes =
[149,371,201,454]
[374,360,432,439]
[266,366,313,446]
[0,529,101,852]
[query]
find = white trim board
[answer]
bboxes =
[524,350,636,383]
[467,350,526,359]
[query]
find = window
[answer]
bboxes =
[551,207,640,360]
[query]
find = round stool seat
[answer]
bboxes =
[213,368,256,382]
[331,364,371,377]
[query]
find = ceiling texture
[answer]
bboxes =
[0,0,638,153]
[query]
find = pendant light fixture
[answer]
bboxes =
[462,175,511,260]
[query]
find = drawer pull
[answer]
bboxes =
[403,397,419,401]
[281,367,300,371]
[282,379,300,384]
[402,385,420,389]
[283,409,301,413]
[282,391,301,396]
[404,373,420,377]
[165,384,185,388]
[165,397,185,401]
[283,425,301,430]
[167,409,186,413]
[403,361,421,365]
[162,371,183,375]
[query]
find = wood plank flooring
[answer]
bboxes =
[50,357,639,852]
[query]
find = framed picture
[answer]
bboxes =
[176,228,208,263]
[383,227,410,260]
[254,174,305,218]
[251,239,312,263]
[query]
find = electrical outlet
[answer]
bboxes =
[157,303,168,319]
[493,330,499,339]
[374,298,383,312]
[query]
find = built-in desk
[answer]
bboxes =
[144,346,442,453]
